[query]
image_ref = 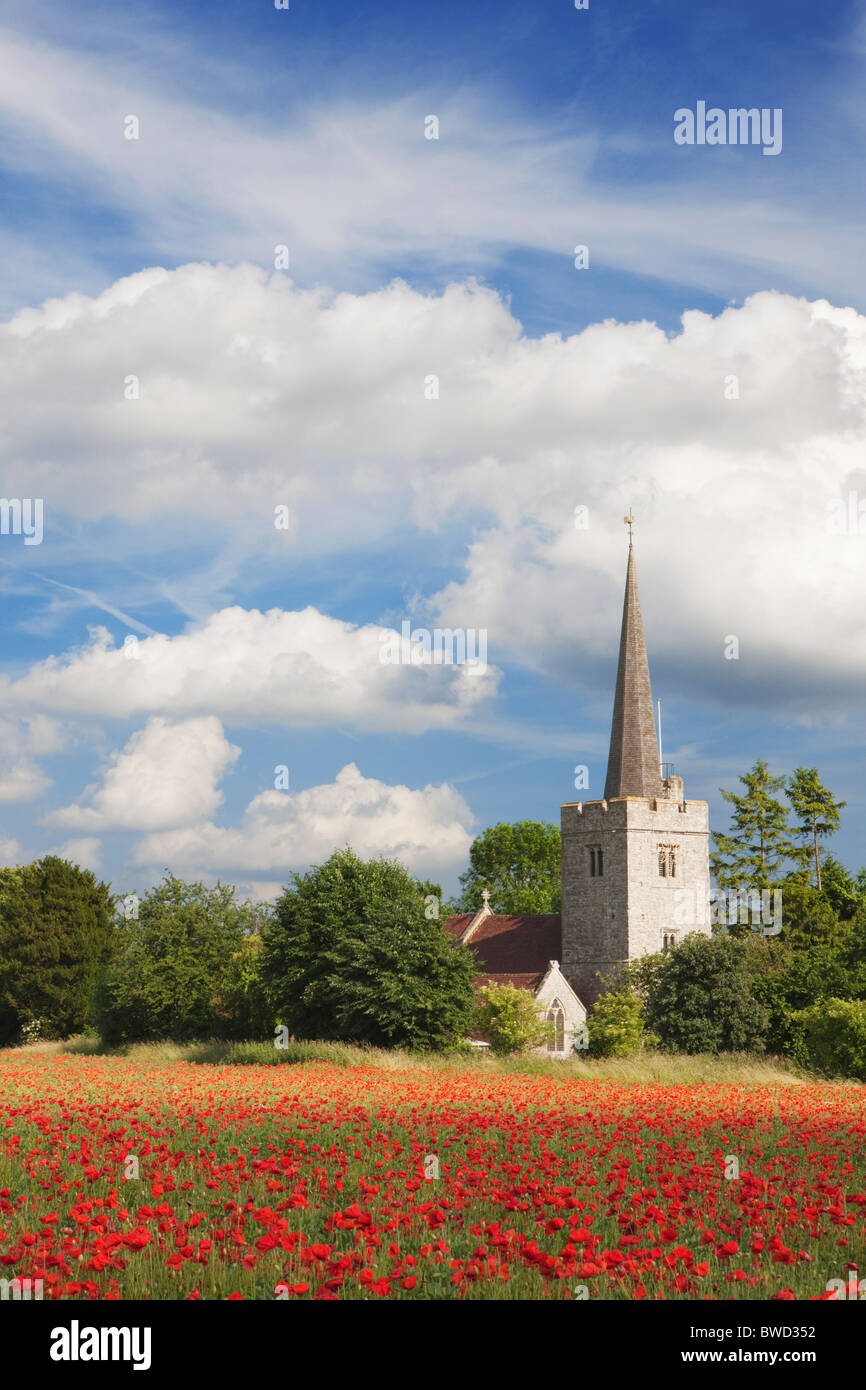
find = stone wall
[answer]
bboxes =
[561,794,710,1006]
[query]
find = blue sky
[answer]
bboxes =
[0,0,865,898]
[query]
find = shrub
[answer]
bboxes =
[473,981,550,1055]
[642,933,769,1054]
[588,989,645,1057]
[792,998,866,1080]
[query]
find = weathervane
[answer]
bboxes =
[624,509,635,548]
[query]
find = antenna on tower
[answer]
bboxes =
[657,698,663,776]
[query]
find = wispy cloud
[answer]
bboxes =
[1,21,866,308]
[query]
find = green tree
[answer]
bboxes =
[839,898,866,995]
[458,821,561,913]
[260,849,475,1049]
[0,856,116,1044]
[642,934,769,1054]
[710,759,798,890]
[778,879,846,951]
[587,989,645,1057]
[746,936,855,1062]
[792,998,866,1080]
[785,768,845,892]
[97,874,258,1043]
[213,932,272,1040]
[473,981,550,1055]
[818,855,862,921]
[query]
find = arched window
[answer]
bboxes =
[669,850,677,878]
[546,1000,566,1052]
[658,849,667,877]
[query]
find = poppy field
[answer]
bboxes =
[0,1051,864,1300]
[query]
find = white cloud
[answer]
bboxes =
[0,30,777,299]
[0,20,863,308]
[0,605,500,732]
[3,272,866,715]
[0,715,63,802]
[132,761,475,881]
[0,760,51,803]
[47,715,240,831]
[0,834,21,865]
[50,836,102,873]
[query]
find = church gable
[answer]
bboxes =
[446,910,587,1056]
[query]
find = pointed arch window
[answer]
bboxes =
[589,847,604,877]
[546,1000,566,1052]
[658,844,679,877]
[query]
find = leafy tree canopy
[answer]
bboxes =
[637,934,769,1054]
[473,981,550,1055]
[778,879,846,951]
[97,873,257,1044]
[818,854,863,921]
[261,849,475,1049]
[458,821,561,913]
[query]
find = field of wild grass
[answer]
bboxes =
[25,1034,831,1084]
[0,1041,863,1300]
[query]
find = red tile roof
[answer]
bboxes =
[477,972,545,991]
[445,913,562,991]
[444,914,474,940]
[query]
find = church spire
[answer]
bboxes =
[603,522,662,801]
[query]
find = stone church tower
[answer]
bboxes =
[560,530,710,1005]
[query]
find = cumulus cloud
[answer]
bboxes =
[1,265,531,541]
[0,605,500,732]
[47,716,240,831]
[132,762,475,880]
[3,271,866,716]
[0,760,51,803]
[0,715,64,802]
[50,837,102,873]
[0,834,21,865]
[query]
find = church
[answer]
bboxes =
[445,526,712,1053]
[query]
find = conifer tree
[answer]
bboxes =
[0,856,115,1043]
[710,759,798,890]
[785,767,845,892]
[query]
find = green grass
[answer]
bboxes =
[7,1034,851,1086]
